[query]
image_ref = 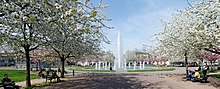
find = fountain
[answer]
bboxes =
[84,31,166,71]
[114,31,126,70]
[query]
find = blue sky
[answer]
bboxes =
[101,0,194,53]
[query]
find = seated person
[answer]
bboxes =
[197,66,201,71]
[202,65,209,76]
[38,70,45,78]
[187,70,194,80]
[193,70,200,79]
[58,68,61,74]
[2,74,19,89]
[45,68,50,76]
[52,70,60,81]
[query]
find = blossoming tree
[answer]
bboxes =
[40,0,111,78]
[156,0,220,75]
[0,0,110,86]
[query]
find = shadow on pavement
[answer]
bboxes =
[33,73,158,89]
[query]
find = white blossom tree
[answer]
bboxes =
[124,51,138,63]
[0,0,54,86]
[185,0,220,54]
[40,0,111,78]
[155,0,220,75]
[0,0,111,86]
[101,51,114,63]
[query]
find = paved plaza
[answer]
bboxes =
[28,67,216,89]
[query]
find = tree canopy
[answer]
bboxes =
[0,0,111,86]
[156,0,220,60]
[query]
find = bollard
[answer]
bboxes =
[73,70,75,76]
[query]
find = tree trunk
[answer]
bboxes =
[211,61,213,71]
[25,48,31,87]
[184,51,188,76]
[61,58,65,78]
[36,62,39,71]
[201,59,203,66]
[39,61,41,70]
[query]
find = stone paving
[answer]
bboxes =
[0,67,219,89]
[32,72,217,89]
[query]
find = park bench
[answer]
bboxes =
[46,75,60,82]
[187,68,208,83]
[191,75,208,82]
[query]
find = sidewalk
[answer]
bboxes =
[17,78,46,87]
[0,78,45,89]
[0,72,86,89]
[16,72,80,88]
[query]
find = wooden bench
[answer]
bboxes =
[46,75,60,82]
[191,75,208,82]
[0,82,20,89]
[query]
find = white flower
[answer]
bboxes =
[23,16,29,21]
[55,3,59,7]
[55,3,62,9]
[58,5,62,9]
[61,15,64,18]
[65,9,73,16]
[47,17,52,21]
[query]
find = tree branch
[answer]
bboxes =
[0,12,4,17]
[67,55,76,58]
[65,52,76,59]
[204,48,220,54]
[50,45,62,58]
[29,45,39,51]
[186,0,193,7]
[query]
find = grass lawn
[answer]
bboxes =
[76,70,116,72]
[67,66,176,72]
[66,66,115,72]
[209,74,220,78]
[0,70,39,82]
[127,67,176,72]
[66,66,95,71]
